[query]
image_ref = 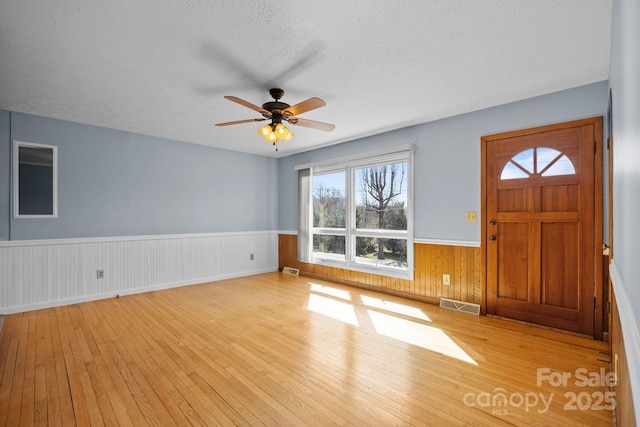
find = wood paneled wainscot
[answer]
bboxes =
[279,234,482,306]
[610,288,637,426]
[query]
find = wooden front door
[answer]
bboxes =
[482,117,603,337]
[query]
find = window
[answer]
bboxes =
[13,141,58,218]
[313,170,346,261]
[298,147,413,279]
[500,147,576,180]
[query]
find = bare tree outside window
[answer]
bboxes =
[357,163,407,260]
[313,184,345,228]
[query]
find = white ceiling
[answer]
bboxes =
[0,1,612,158]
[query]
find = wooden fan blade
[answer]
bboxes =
[215,118,266,126]
[224,96,272,117]
[287,117,335,132]
[283,97,326,117]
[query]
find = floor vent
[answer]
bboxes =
[282,267,300,276]
[439,298,480,315]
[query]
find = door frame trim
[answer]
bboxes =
[480,117,604,339]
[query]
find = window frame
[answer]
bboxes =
[299,145,414,280]
[13,140,59,219]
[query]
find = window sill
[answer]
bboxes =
[312,258,414,281]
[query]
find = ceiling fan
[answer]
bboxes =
[215,88,335,151]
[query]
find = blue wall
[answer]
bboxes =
[610,0,640,313]
[0,110,9,240]
[277,81,609,243]
[1,111,278,240]
[609,0,640,419]
[2,82,609,243]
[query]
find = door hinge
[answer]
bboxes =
[594,297,597,309]
[607,301,611,314]
[594,142,597,154]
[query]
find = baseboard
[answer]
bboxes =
[0,267,277,315]
[299,270,441,306]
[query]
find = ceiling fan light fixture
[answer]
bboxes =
[275,123,294,141]
[275,123,286,136]
[282,127,294,141]
[259,122,293,143]
[258,124,277,142]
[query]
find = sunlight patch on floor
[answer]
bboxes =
[305,283,475,365]
[309,283,352,300]
[367,310,477,365]
[360,295,431,322]
[307,294,359,326]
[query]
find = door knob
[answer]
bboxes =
[489,235,497,241]
[489,219,497,226]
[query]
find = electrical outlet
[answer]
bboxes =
[249,253,254,261]
[465,211,477,222]
[443,274,450,285]
[97,269,104,279]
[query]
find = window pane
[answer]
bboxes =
[355,162,407,230]
[538,146,576,176]
[501,147,577,180]
[313,172,345,228]
[511,149,534,173]
[500,161,529,180]
[542,156,575,176]
[536,147,562,173]
[355,237,407,268]
[313,235,346,261]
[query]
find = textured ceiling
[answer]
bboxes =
[0,1,612,158]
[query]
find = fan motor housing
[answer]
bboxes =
[262,88,289,116]
[262,101,290,114]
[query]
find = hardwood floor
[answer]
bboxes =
[0,272,613,426]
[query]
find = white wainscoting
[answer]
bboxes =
[0,231,279,314]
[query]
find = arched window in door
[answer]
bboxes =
[500,147,576,180]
